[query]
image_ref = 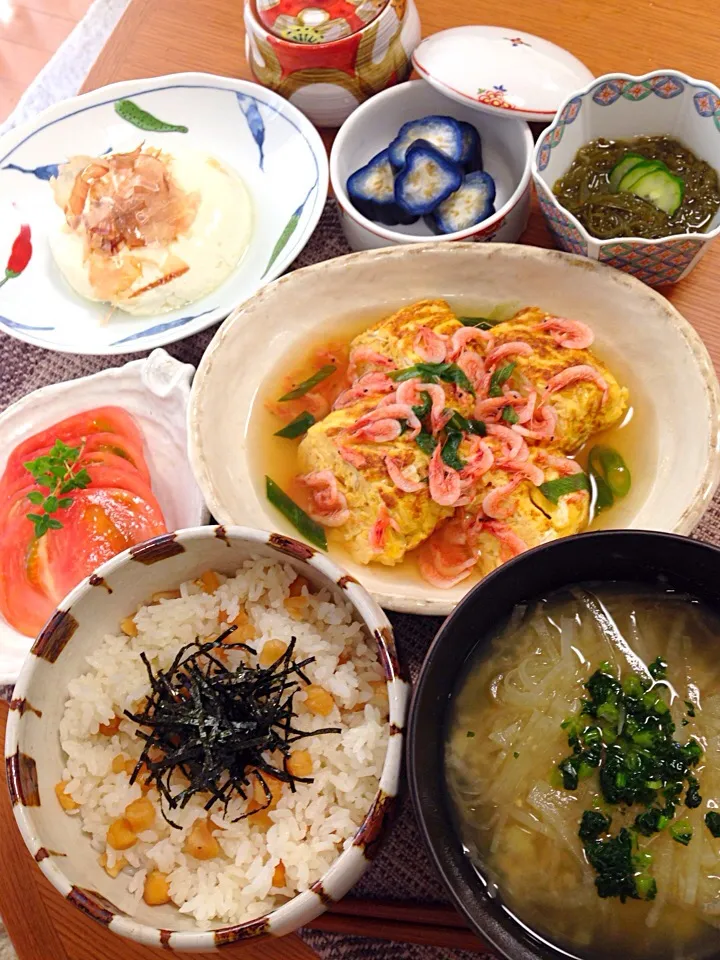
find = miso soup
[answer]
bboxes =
[447,584,720,960]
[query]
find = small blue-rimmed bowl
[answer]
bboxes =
[0,72,328,355]
[532,69,720,287]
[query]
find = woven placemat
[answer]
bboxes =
[2,201,719,960]
[0,199,482,959]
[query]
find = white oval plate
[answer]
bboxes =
[188,243,720,617]
[0,73,328,355]
[0,349,208,683]
[412,26,593,122]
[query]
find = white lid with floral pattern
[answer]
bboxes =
[412,25,594,123]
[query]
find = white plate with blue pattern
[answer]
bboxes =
[0,73,328,355]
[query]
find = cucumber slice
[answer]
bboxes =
[618,160,664,192]
[629,168,685,215]
[609,153,647,190]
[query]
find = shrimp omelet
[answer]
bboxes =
[288,299,628,587]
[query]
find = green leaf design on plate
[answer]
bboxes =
[114,99,188,133]
[263,208,301,278]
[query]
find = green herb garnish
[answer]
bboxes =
[466,731,475,739]
[488,361,516,398]
[538,473,590,504]
[559,659,705,902]
[412,391,432,422]
[501,405,519,425]
[458,316,500,329]
[278,365,336,402]
[705,811,720,837]
[513,751,519,759]
[265,477,327,550]
[670,819,693,845]
[685,700,696,718]
[415,431,438,457]
[441,432,466,471]
[446,411,486,436]
[649,656,668,680]
[274,411,316,439]
[24,440,91,538]
[123,633,340,827]
[390,362,475,397]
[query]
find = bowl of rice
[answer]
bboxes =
[5,525,406,950]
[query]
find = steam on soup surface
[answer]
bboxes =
[446,584,720,960]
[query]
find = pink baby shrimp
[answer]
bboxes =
[385,456,425,493]
[428,445,462,507]
[536,317,594,350]
[413,326,448,363]
[545,365,609,404]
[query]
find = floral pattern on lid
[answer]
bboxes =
[255,0,389,41]
[411,25,593,123]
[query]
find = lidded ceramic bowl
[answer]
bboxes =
[533,70,720,287]
[330,27,594,250]
[244,0,421,127]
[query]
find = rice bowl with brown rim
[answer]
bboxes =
[6,527,405,949]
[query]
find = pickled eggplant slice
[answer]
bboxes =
[432,171,496,234]
[388,115,464,169]
[346,148,418,226]
[394,140,463,217]
[608,152,646,190]
[458,121,483,172]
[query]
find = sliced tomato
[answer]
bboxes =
[42,488,167,603]
[0,515,54,637]
[0,405,167,638]
[0,486,167,637]
[3,407,148,485]
[0,461,163,533]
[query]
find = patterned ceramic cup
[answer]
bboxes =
[244,0,421,127]
[5,526,408,949]
[533,70,720,287]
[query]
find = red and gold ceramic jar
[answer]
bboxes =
[244,0,420,127]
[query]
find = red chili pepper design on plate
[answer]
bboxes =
[0,224,32,290]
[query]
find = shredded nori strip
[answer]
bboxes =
[123,628,340,828]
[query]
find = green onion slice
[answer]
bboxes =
[539,472,590,504]
[278,365,336,402]
[274,411,315,439]
[588,445,631,499]
[265,477,327,550]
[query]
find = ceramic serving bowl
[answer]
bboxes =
[0,72,328,354]
[330,80,532,250]
[6,526,407,949]
[408,530,720,960]
[244,0,421,128]
[533,70,720,287]
[0,349,208,685]
[188,242,720,616]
